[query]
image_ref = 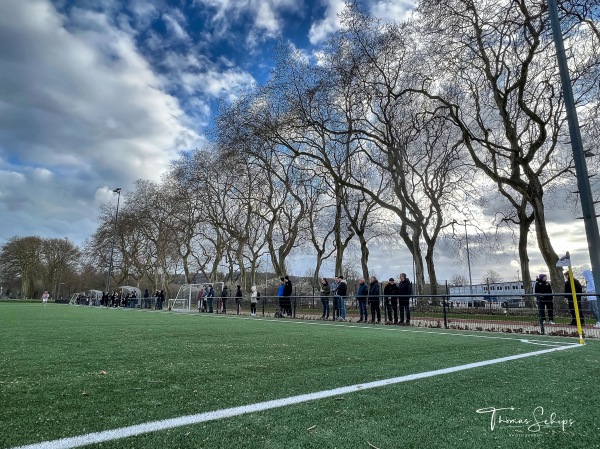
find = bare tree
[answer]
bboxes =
[416,0,600,291]
[0,236,43,298]
[41,238,80,299]
[482,269,503,284]
[450,274,469,287]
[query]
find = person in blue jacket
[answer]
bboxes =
[356,278,369,323]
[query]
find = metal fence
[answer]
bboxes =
[188,293,599,338]
[71,292,599,338]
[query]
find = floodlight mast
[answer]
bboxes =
[464,220,473,295]
[105,188,122,293]
[547,1,600,291]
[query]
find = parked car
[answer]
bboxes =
[501,298,525,308]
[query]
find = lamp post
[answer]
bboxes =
[547,0,600,300]
[105,188,122,294]
[464,220,473,295]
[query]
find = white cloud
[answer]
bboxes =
[180,68,256,100]
[192,0,301,43]
[128,0,160,29]
[308,0,346,45]
[368,0,416,23]
[308,0,416,45]
[0,0,203,246]
[162,9,190,41]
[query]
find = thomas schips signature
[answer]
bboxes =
[476,406,575,432]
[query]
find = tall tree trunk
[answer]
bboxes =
[530,197,562,292]
[517,204,534,294]
[424,246,438,295]
[399,224,425,294]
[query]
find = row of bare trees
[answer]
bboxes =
[206,2,600,293]
[7,2,597,298]
[85,1,599,295]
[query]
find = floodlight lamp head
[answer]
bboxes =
[113,187,122,194]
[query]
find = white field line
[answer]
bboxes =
[232,314,580,346]
[113,303,585,346]
[13,343,580,449]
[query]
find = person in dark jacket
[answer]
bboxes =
[319,278,331,320]
[235,285,243,315]
[157,290,165,310]
[277,278,285,317]
[144,289,150,309]
[397,273,412,325]
[368,276,381,324]
[383,278,400,324]
[564,271,585,326]
[283,276,293,317]
[221,285,228,314]
[207,285,215,313]
[337,277,348,321]
[534,274,554,324]
[356,278,369,323]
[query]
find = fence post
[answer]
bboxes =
[444,281,449,329]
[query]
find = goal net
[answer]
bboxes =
[168,283,224,311]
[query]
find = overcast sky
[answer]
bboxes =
[0,0,594,283]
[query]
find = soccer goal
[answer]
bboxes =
[168,283,224,311]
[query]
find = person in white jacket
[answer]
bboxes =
[250,285,259,316]
[582,270,600,328]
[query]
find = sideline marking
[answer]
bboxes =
[100,302,590,346]
[13,343,580,449]
[233,315,579,346]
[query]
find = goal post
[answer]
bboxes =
[169,283,225,311]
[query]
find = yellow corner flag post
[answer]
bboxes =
[558,252,585,345]
[568,266,585,345]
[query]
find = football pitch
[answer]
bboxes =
[1,303,598,449]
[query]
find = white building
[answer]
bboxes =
[449,281,535,302]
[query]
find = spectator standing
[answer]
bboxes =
[356,278,369,323]
[383,278,399,324]
[338,276,348,320]
[157,290,164,310]
[564,272,585,326]
[197,288,205,313]
[331,276,341,321]
[368,276,381,324]
[143,289,150,309]
[397,273,412,325]
[235,285,243,315]
[319,278,331,320]
[582,270,600,328]
[283,276,293,317]
[207,285,215,313]
[202,286,209,312]
[534,274,554,324]
[250,285,259,316]
[221,285,229,314]
[277,279,285,317]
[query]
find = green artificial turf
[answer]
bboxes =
[1,303,598,449]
